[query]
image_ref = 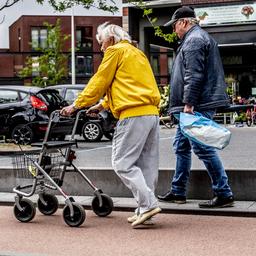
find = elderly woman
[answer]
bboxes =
[60,22,161,228]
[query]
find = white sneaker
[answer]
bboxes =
[127,214,154,225]
[127,214,137,223]
[131,207,161,228]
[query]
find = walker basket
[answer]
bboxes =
[13,151,63,180]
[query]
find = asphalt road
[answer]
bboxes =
[0,206,256,256]
[0,126,256,170]
[73,125,256,169]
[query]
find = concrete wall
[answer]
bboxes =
[1,168,256,200]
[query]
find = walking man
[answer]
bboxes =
[158,6,234,208]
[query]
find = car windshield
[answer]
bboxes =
[37,90,65,106]
[65,89,82,104]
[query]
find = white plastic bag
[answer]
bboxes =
[178,112,231,150]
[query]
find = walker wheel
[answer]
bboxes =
[92,194,113,217]
[14,198,36,223]
[62,203,86,227]
[37,194,59,215]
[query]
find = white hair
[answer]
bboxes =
[185,17,200,25]
[96,22,131,44]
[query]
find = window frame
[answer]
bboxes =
[31,26,48,50]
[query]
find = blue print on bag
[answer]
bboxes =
[177,112,231,150]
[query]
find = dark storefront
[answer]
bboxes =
[193,2,256,101]
[126,4,180,85]
[127,0,256,101]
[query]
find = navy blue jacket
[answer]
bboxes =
[169,25,230,114]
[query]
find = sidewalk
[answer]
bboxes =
[1,192,256,217]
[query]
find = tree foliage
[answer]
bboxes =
[0,0,118,13]
[0,0,20,11]
[131,0,178,44]
[19,19,70,87]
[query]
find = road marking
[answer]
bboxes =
[160,136,173,140]
[76,137,173,153]
[0,137,174,157]
[76,145,112,152]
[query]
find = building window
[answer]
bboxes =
[150,45,160,76]
[150,55,160,76]
[149,44,174,84]
[69,55,93,77]
[76,26,93,51]
[78,55,93,76]
[31,56,40,76]
[167,55,174,74]
[31,27,47,50]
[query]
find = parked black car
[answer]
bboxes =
[47,84,116,142]
[79,109,116,142]
[0,85,71,144]
[48,84,86,105]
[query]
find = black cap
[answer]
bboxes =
[164,6,196,27]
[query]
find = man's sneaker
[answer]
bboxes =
[127,214,154,225]
[157,191,186,204]
[131,207,161,228]
[199,196,234,208]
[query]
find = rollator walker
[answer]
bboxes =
[12,110,113,227]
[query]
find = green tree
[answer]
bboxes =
[131,1,178,44]
[19,19,70,87]
[0,0,118,13]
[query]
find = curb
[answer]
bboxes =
[0,144,41,156]
[0,149,41,156]
[1,193,256,218]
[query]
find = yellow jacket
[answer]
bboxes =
[74,41,160,119]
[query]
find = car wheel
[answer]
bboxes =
[11,124,34,145]
[82,121,103,142]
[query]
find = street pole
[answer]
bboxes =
[71,6,76,85]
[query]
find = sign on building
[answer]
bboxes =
[195,3,256,26]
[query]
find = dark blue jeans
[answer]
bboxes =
[171,110,233,198]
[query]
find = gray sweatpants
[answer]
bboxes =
[112,115,159,215]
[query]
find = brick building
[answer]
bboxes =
[0,1,122,85]
[0,15,121,85]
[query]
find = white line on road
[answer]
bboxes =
[77,145,112,152]
[0,157,12,160]
[76,136,173,153]
[0,137,174,156]
[160,136,173,140]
